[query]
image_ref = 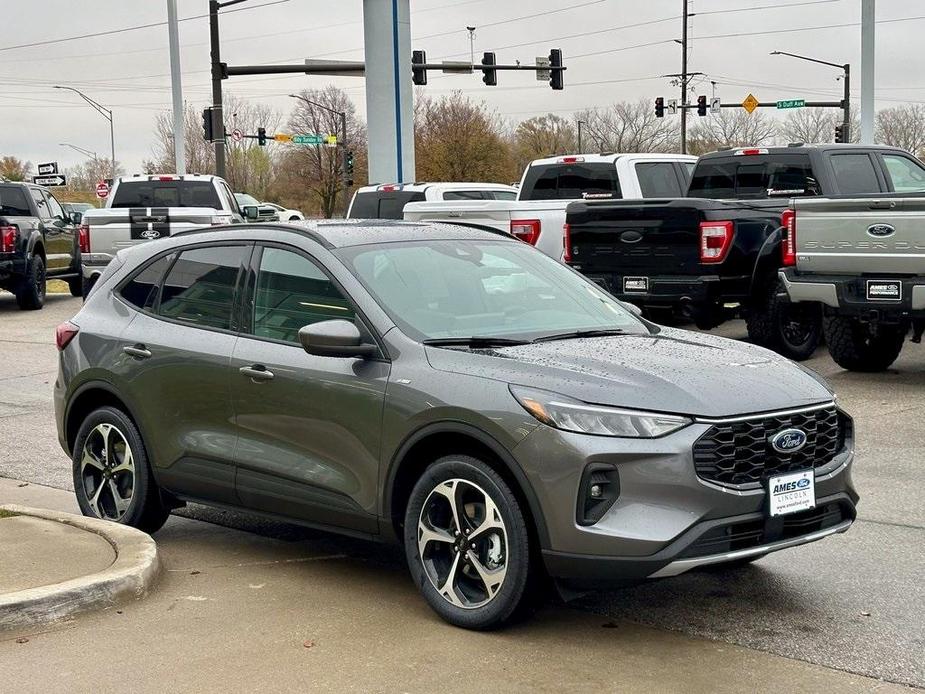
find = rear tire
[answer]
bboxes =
[746,278,821,361]
[68,275,83,297]
[404,455,531,630]
[16,255,46,310]
[823,316,906,372]
[72,406,170,534]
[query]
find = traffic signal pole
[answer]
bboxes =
[680,0,689,155]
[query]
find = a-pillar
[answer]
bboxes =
[363,0,416,183]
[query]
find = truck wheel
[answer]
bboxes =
[68,275,83,297]
[15,255,46,310]
[823,317,906,372]
[746,279,821,361]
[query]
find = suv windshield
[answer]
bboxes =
[340,239,646,341]
[111,180,221,208]
[519,163,622,201]
[688,154,820,199]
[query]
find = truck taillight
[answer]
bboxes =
[78,224,90,254]
[55,321,79,351]
[563,223,572,262]
[0,226,16,253]
[699,221,734,263]
[781,209,796,267]
[511,219,541,246]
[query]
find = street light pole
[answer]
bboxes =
[770,50,851,140]
[289,93,350,217]
[577,119,585,153]
[54,85,116,181]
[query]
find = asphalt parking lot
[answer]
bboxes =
[1,292,923,688]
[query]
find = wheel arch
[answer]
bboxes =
[64,381,141,456]
[383,422,550,550]
[747,223,784,300]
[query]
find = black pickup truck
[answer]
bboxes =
[0,181,83,310]
[565,143,925,360]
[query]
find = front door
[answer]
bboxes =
[42,191,75,270]
[115,243,252,505]
[230,243,389,533]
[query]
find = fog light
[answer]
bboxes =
[590,484,603,499]
[577,465,620,526]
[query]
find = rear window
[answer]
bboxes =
[520,163,622,201]
[688,155,819,199]
[110,180,222,209]
[348,190,426,219]
[0,185,31,216]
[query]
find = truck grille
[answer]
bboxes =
[693,405,846,488]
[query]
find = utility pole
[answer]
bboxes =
[167,0,185,174]
[860,0,875,143]
[680,0,689,154]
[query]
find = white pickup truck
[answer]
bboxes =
[402,153,697,259]
[80,174,243,292]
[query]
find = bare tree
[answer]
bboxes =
[876,104,925,156]
[282,85,366,218]
[510,114,576,171]
[777,106,860,144]
[688,109,777,154]
[65,157,124,192]
[574,101,678,154]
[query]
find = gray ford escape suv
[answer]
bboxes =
[54,221,857,629]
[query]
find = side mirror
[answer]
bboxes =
[298,319,378,359]
[243,205,260,221]
[70,211,83,225]
[620,301,643,317]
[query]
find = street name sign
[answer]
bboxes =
[742,93,759,114]
[33,174,66,187]
[776,99,806,110]
[292,134,326,145]
[37,162,58,175]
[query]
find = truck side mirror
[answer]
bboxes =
[242,205,260,221]
[70,211,83,225]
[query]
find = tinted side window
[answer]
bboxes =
[158,246,248,330]
[442,190,487,201]
[29,188,50,217]
[635,162,683,197]
[252,247,355,344]
[830,154,881,194]
[0,185,31,216]
[490,190,518,200]
[45,193,64,219]
[120,254,174,310]
[882,154,925,192]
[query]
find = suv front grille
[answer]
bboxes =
[693,405,845,489]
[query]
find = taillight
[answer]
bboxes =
[510,219,541,246]
[1,226,16,253]
[699,221,734,263]
[55,321,79,351]
[781,209,796,266]
[563,223,572,262]
[78,224,90,254]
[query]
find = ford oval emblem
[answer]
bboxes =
[620,229,643,244]
[140,229,161,240]
[770,428,807,454]
[867,223,895,238]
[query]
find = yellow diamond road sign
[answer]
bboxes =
[742,93,759,114]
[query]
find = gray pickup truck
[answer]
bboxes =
[779,195,925,371]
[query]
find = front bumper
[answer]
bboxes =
[780,268,925,317]
[513,410,857,584]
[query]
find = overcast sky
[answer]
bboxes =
[1,0,921,174]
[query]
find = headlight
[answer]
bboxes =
[510,386,691,438]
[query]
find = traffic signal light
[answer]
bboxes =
[549,48,563,90]
[834,123,847,143]
[257,127,267,146]
[202,107,214,142]
[697,95,707,117]
[655,97,665,118]
[344,150,355,176]
[481,52,497,86]
[412,50,427,86]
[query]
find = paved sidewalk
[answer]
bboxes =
[0,477,911,693]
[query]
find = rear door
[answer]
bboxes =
[40,190,75,270]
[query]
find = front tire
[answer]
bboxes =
[68,275,83,297]
[404,455,531,630]
[16,255,46,310]
[823,316,906,372]
[72,406,170,533]
[746,278,821,361]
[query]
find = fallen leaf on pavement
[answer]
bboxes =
[16,637,29,644]
[17,483,28,488]
[303,640,316,649]
[249,583,266,589]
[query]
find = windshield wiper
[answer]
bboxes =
[532,328,630,343]
[422,336,531,348]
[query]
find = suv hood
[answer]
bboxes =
[425,327,832,418]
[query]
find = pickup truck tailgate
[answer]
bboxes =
[86,207,220,253]
[793,197,925,274]
[566,199,706,275]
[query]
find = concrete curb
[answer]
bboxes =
[0,504,161,630]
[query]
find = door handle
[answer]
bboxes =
[239,365,274,382]
[868,200,896,209]
[123,345,152,359]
